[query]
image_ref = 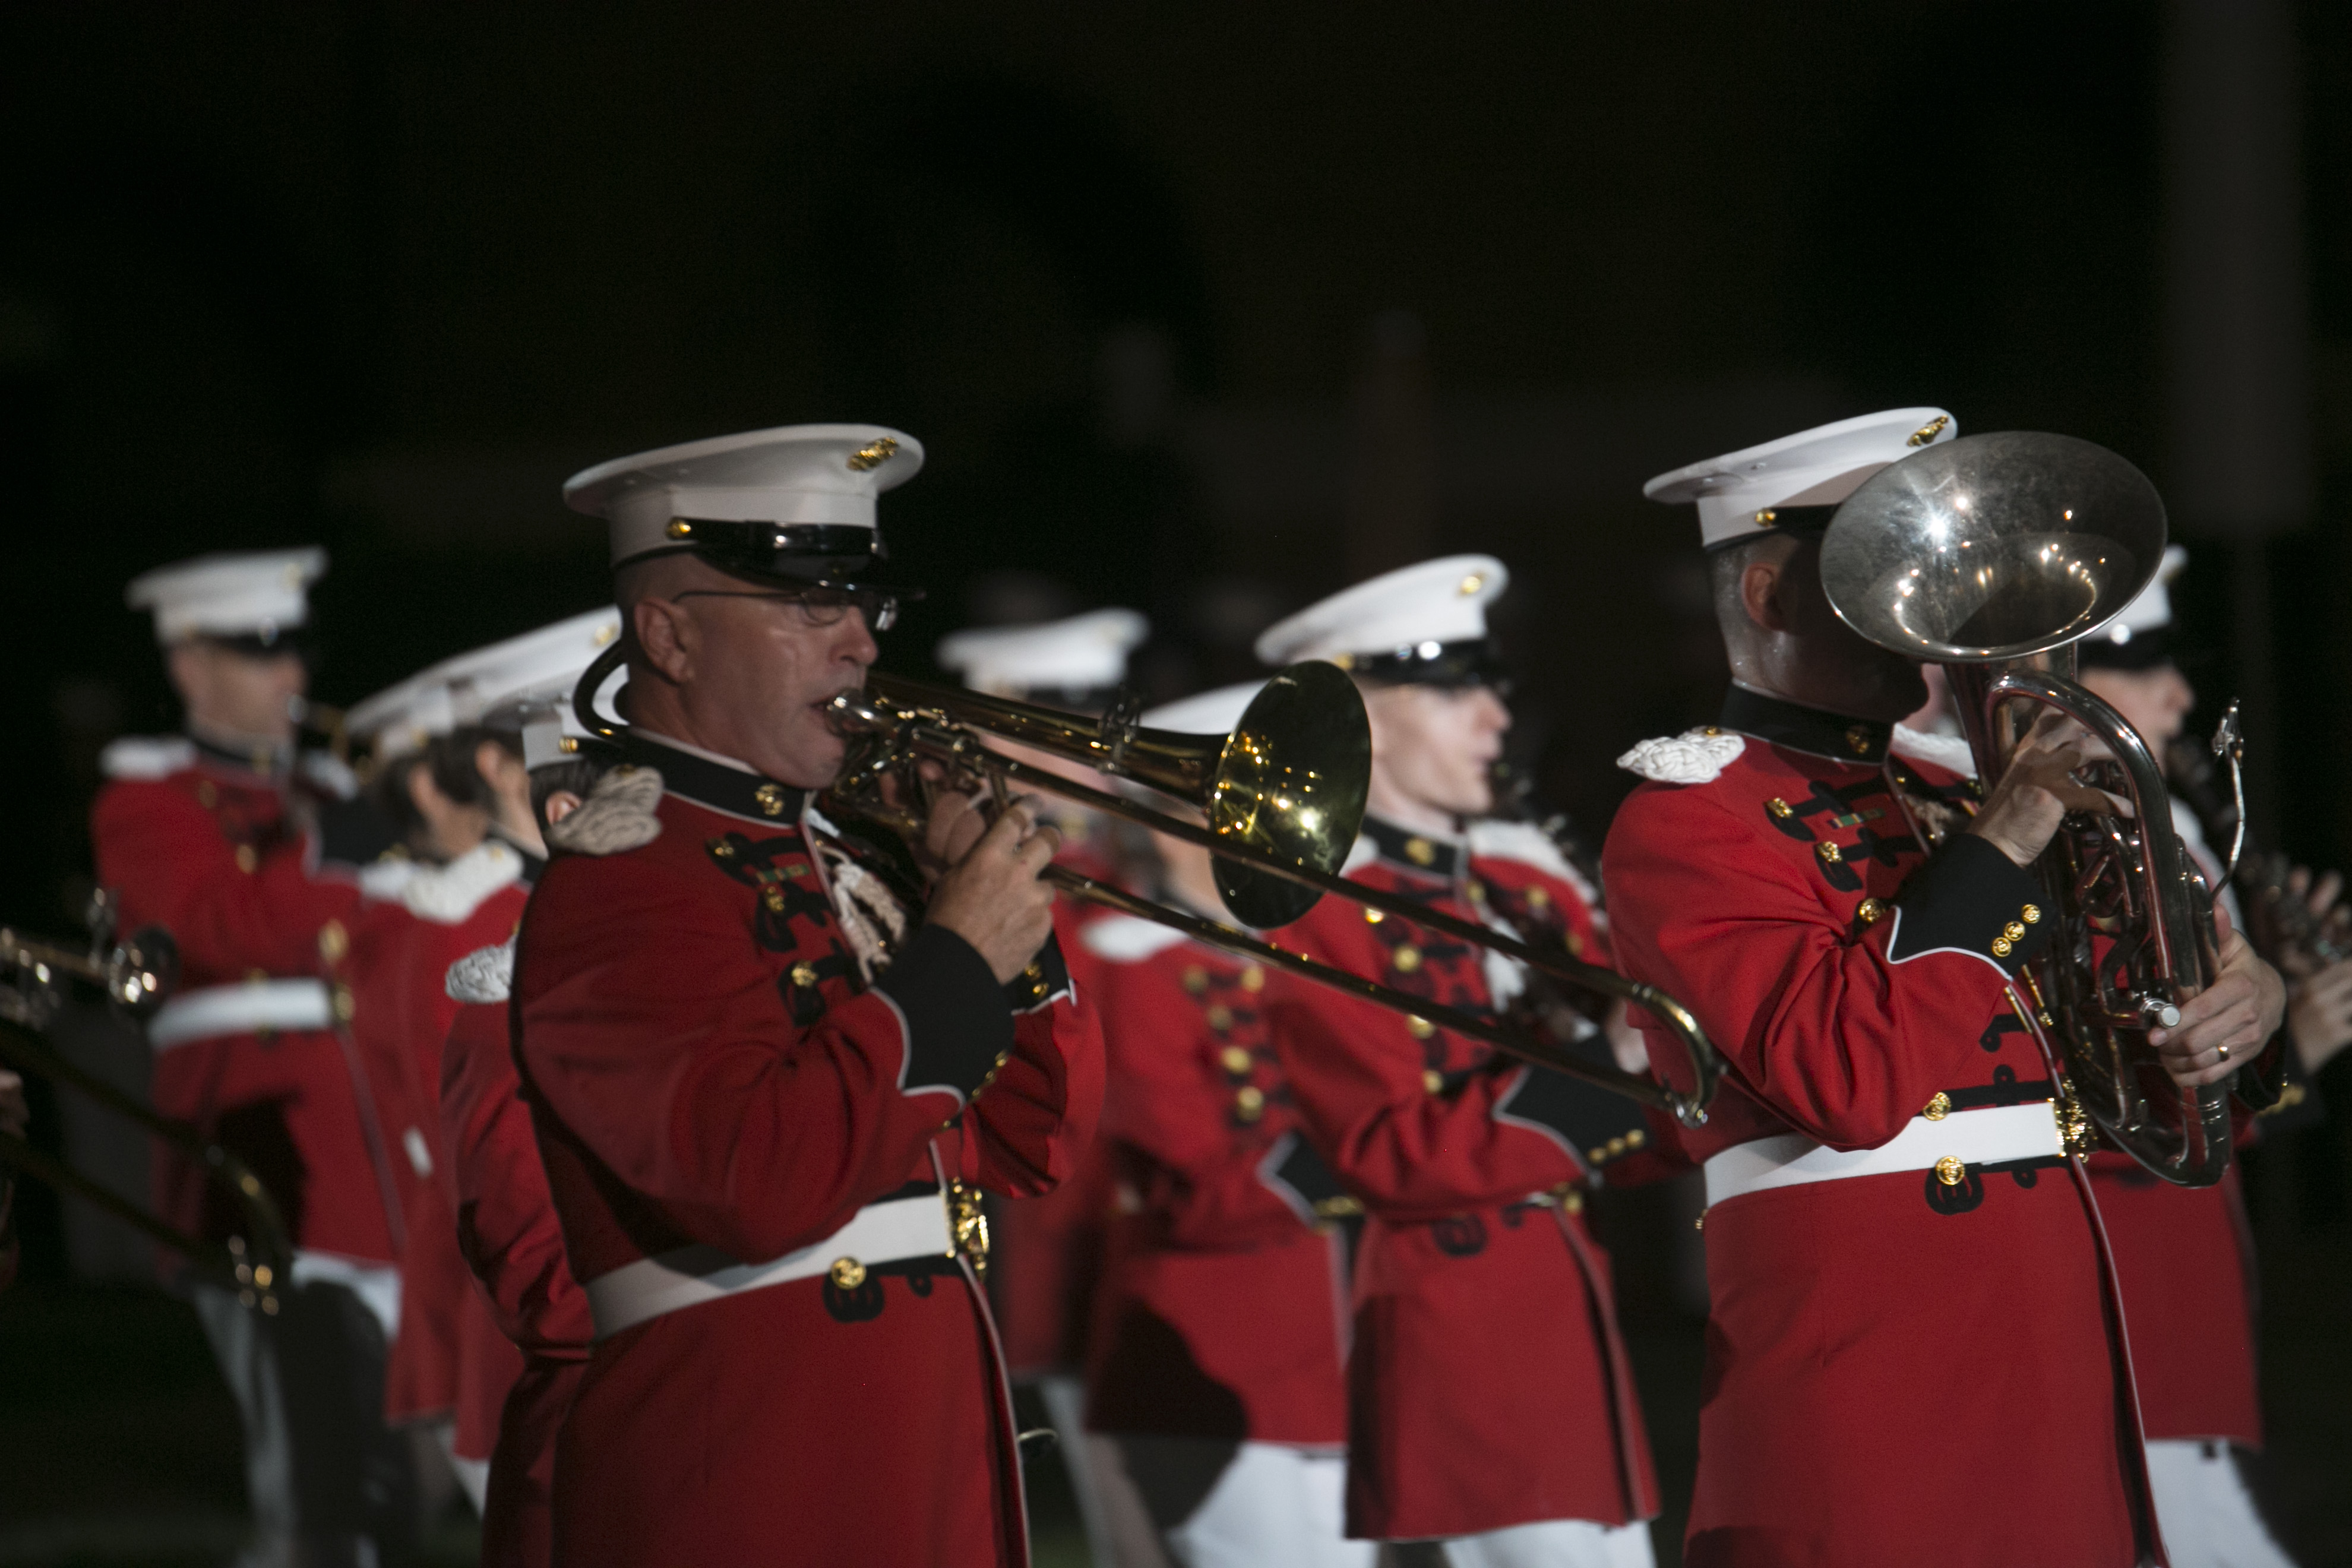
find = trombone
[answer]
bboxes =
[1,923,293,1310]
[824,665,1724,1127]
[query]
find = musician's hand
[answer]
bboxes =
[1967,709,2130,870]
[0,1069,26,1139]
[918,789,993,881]
[1604,1001,1652,1077]
[2287,956,2352,1075]
[2149,905,2287,1087]
[924,796,1062,984]
[2292,865,2344,925]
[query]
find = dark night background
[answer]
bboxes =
[2,4,2348,1564]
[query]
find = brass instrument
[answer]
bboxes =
[1821,430,2232,1186]
[2168,717,2350,971]
[1,921,292,1308]
[824,666,1724,1126]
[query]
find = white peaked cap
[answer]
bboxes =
[1142,681,1266,736]
[937,608,1150,697]
[562,423,925,567]
[349,608,622,760]
[2096,544,2189,645]
[1254,555,1507,666]
[126,548,327,643]
[1643,408,1958,549]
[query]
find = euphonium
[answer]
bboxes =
[1820,431,2232,1186]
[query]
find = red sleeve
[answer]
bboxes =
[953,934,1105,1197]
[93,779,362,979]
[441,999,592,1357]
[1262,906,1583,1221]
[1601,781,2047,1150]
[516,852,1015,1266]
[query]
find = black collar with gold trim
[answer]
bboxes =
[1362,815,1462,878]
[188,730,294,780]
[1719,687,1891,767]
[624,733,810,824]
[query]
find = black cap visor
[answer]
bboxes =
[625,519,921,601]
[2077,624,2174,672]
[195,625,312,661]
[1336,637,1512,693]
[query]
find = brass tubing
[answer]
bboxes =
[0,1022,292,1298]
[861,716,1722,1118]
[1047,866,1700,1123]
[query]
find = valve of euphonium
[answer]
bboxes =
[824,662,1724,1127]
[1821,430,2233,1187]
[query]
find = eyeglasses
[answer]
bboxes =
[672,587,900,633]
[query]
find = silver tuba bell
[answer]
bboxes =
[1820,430,2232,1187]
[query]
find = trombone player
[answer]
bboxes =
[525,424,1103,1567]
[1608,410,2284,1568]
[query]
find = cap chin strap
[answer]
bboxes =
[572,640,631,742]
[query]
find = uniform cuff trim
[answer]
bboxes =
[1886,834,2052,978]
[1003,931,1074,1016]
[1494,1064,1655,1180]
[1256,1132,1358,1227]
[875,925,1014,1107]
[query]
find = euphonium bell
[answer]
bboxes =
[1821,431,2233,1187]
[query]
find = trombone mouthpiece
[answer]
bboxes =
[826,690,892,734]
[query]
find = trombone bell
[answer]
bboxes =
[855,662,1371,929]
[1205,662,1372,928]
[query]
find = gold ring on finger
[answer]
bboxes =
[2217,1042,2231,1061]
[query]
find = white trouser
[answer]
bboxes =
[427,1418,488,1515]
[1033,1376,1117,1568]
[1168,1443,1367,1568]
[2143,1440,2296,1568]
[1435,1517,1656,1568]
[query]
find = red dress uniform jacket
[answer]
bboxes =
[441,941,593,1568]
[514,740,1104,1568]
[91,735,397,1263]
[1081,912,1352,1447]
[1264,815,1664,1542]
[2087,802,2266,1449]
[988,898,1118,1380]
[1601,690,2154,1568]
[350,842,532,1427]
[2090,1155,2262,1446]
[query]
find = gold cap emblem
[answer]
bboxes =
[1907,415,1951,448]
[847,437,899,472]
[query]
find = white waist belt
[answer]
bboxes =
[583,1191,955,1342]
[1703,1101,2065,1208]
[149,979,335,1052]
